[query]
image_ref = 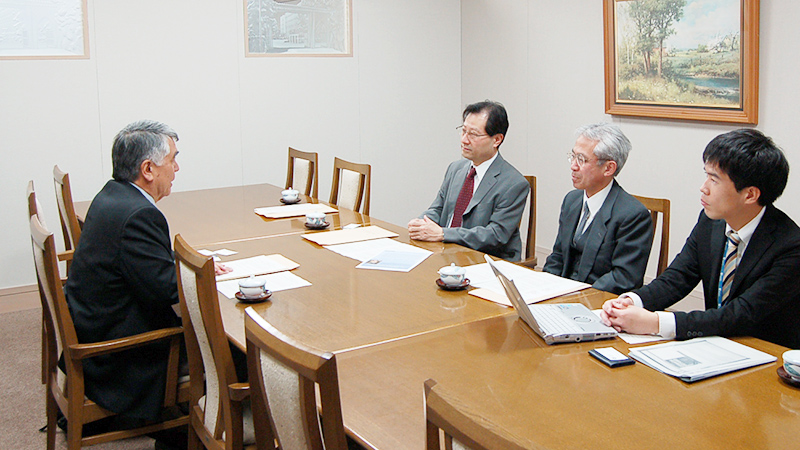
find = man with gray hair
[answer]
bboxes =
[542,123,653,294]
[64,120,230,426]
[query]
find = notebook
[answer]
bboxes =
[485,255,617,345]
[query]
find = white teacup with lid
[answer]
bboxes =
[438,263,466,286]
[238,275,267,299]
[783,350,800,380]
[305,211,327,227]
[282,188,300,202]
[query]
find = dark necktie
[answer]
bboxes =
[451,167,477,228]
[573,202,590,245]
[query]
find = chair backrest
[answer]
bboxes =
[286,147,319,198]
[424,379,531,450]
[244,307,347,450]
[523,175,537,262]
[633,195,671,276]
[30,214,76,375]
[329,157,371,215]
[174,234,240,441]
[53,165,82,251]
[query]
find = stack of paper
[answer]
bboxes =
[301,225,398,246]
[628,336,777,382]
[254,203,337,219]
[214,254,311,298]
[465,260,590,306]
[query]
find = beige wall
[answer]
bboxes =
[0,0,462,290]
[462,0,800,282]
[4,0,800,292]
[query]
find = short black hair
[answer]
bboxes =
[462,100,509,146]
[703,129,789,206]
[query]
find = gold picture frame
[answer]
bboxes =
[0,0,89,60]
[603,0,759,124]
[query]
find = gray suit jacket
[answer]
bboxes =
[421,153,529,260]
[543,180,653,294]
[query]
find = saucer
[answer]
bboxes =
[778,366,800,387]
[305,221,330,230]
[235,290,272,303]
[436,278,470,291]
[280,197,301,205]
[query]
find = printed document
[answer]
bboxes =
[217,271,311,299]
[301,225,398,246]
[628,336,776,382]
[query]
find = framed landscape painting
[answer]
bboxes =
[245,0,352,57]
[604,0,759,124]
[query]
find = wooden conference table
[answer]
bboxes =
[76,183,800,450]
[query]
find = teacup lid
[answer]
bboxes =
[238,275,265,288]
[282,188,299,195]
[306,211,326,219]
[438,263,465,276]
[783,350,800,365]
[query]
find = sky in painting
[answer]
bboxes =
[665,0,740,49]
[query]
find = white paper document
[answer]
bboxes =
[356,250,431,272]
[628,336,777,382]
[254,203,337,219]
[325,238,431,262]
[217,271,311,299]
[301,225,398,246]
[215,255,300,281]
[198,248,237,257]
[465,260,591,306]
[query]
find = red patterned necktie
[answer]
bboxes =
[451,167,477,228]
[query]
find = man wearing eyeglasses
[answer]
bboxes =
[408,100,529,260]
[542,123,653,294]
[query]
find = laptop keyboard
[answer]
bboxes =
[534,306,583,333]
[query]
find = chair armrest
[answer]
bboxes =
[57,250,74,262]
[68,326,184,360]
[228,382,250,402]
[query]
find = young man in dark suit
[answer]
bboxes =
[601,129,800,349]
[542,123,653,294]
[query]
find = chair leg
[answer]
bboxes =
[188,425,201,450]
[45,390,58,450]
[66,405,83,450]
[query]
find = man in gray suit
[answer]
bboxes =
[408,100,529,260]
[542,123,653,294]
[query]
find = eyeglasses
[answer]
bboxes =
[567,151,605,167]
[457,125,489,141]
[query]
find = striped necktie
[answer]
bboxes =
[718,231,741,307]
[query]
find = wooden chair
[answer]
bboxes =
[286,147,319,198]
[424,379,532,450]
[633,195,671,276]
[174,234,253,450]
[31,214,189,450]
[244,307,348,450]
[521,175,537,267]
[53,165,82,256]
[28,181,72,385]
[329,157,371,215]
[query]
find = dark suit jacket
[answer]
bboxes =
[543,180,653,294]
[65,180,179,420]
[635,206,800,349]
[421,153,529,260]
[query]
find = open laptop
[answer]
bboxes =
[484,255,617,344]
